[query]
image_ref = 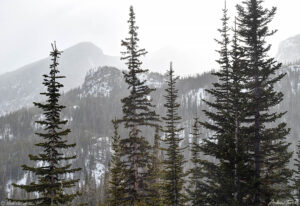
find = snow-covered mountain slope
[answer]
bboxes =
[276,34,300,64]
[81,67,124,97]
[0,42,123,116]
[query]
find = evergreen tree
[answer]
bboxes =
[187,116,207,205]
[108,119,125,206]
[161,63,186,206]
[146,126,163,206]
[215,0,230,101]
[200,3,252,205]
[228,19,254,205]
[237,0,293,204]
[200,2,234,204]
[8,42,81,205]
[119,6,159,205]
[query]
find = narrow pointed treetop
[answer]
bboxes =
[162,63,186,206]
[121,5,159,128]
[8,42,81,205]
[119,6,160,205]
[237,0,293,204]
[199,4,254,205]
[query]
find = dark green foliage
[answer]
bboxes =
[199,0,292,204]
[215,0,230,99]
[161,64,186,206]
[108,119,125,206]
[7,42,81,205]
[200,4,252,205]
[119,6,159,205]
[200,4,242,205]
[237,0,293,204]
[187,116,207,205]
[226,20,254,205]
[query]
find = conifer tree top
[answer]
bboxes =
[7,42,80,205]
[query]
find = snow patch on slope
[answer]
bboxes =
[0,126,14,140]
[183,88,206,106]
[81,67,123,98]
[6,173,29,198]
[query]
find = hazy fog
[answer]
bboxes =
[0,0,300,75]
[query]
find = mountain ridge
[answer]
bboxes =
[276,34,300,63]
[0,42,123,115]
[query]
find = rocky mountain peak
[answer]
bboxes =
[276,34,300,64]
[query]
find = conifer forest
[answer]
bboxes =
[2,0,300,205]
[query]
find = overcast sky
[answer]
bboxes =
[0,0,299,75]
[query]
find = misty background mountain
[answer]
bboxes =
[0,42,199,116]
[0,34,300,202]
[276,34,300,64]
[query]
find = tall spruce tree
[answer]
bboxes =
[237,0,293,204]
[161,63,186,206]
[200,3,253,205]
[120,6,159,205]
[7,42,81,205]
[200,2,234,204]
[228,19,254,205]
[187,116,207,205]
[108,118,125,206]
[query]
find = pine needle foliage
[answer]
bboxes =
[8,42,81,205]
[161,63,186,206]
[187,116,207,205]
[119,6,160,205]
[200,3,253,205]
[108,118,125,206]
[237,0,293,204]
